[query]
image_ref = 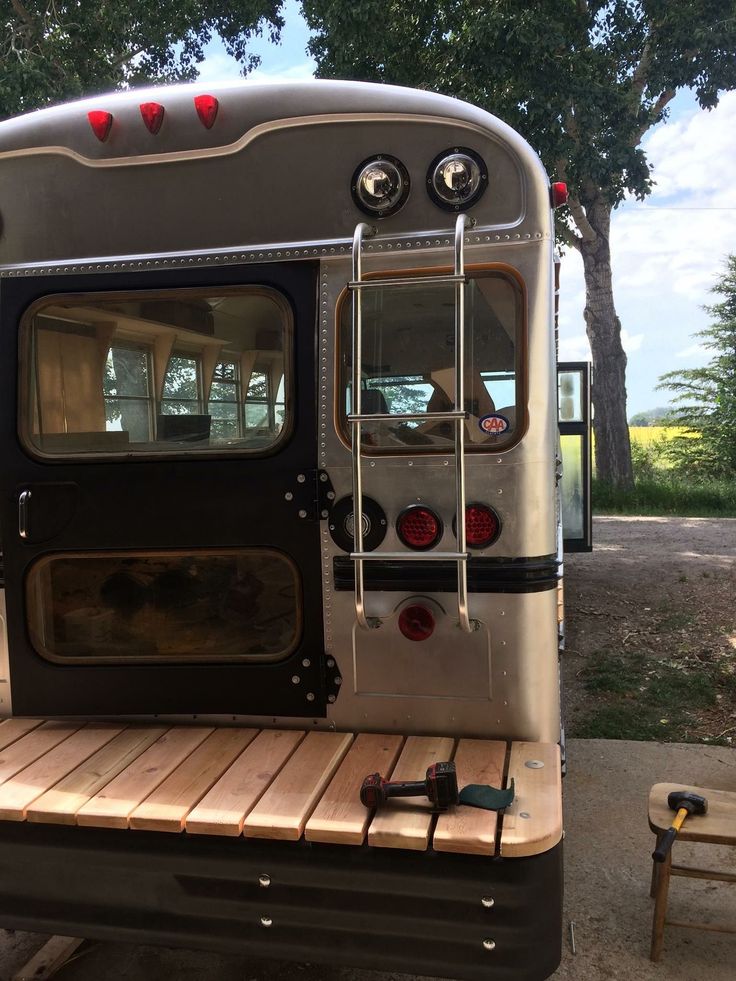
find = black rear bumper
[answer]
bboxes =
[0,822,562,981]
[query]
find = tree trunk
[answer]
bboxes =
[579,193,634,490]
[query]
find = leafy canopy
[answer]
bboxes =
[2,0,283,120]
[659,255,736,479]
[302,1,736,219]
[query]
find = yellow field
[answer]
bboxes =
[629,426,695,444]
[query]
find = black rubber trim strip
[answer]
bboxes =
[333,555,561,593]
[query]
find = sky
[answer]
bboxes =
[197,1,736,417]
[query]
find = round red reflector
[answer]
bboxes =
[465,504,500,548]
[397,506,442,550]
[551,181,568,208]
[194,94,219,129]
[398,605,435,642]
[140,102,165,134]
[87,110,113,142]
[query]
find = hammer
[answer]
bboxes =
[360,761,459,811]
[652,790,708,863]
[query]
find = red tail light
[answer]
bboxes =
[140,102,165,134]
[398,605,435,642]
[194,94,219,129]
[88,110,113,142]
[551,181,568,208]
[397,506,442,550]
[464,504,500,549]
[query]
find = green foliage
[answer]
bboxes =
[658,255,736,480]
[629,434,669,480]
[1,1,284,119]
[592,475,736,517]
[301,1,736,209]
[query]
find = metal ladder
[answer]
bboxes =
[348,214,475,633]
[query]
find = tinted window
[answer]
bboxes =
[340,271,523,450]
[26,549,300,664]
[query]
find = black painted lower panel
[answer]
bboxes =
[0,823,562,981]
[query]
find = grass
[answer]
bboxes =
[591,426,736,516]
[592,475,736,517]
[574,647,733,743]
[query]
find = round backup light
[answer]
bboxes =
[461,503,501,549]
[328,496,387,553]
[396,506,442,550]
[398,604,436,642]
[427,147,488,211]
[352,155,410,218]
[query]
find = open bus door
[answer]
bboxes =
[558,361,592,552]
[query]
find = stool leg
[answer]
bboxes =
[650,834,663,898]
[650,845,672,962]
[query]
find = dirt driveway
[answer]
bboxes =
[563,516,736,744]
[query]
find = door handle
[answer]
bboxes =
[18,489,31,540]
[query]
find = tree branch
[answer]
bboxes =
[631,37,652,99]
[566,194,597,242]
[10,0,35,28]
[631,88,676,145]
[559,223,583,252]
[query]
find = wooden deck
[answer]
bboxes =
[0,719,562,857]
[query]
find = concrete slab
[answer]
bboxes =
[1,739,734,980]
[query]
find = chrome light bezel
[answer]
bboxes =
[351,154,411,218]
[427,147,488,212]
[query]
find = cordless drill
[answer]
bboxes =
[360,761,459,811]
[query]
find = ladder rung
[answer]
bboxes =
[348,410,466,423]
[351,551,469,562]
[348,274,466,290]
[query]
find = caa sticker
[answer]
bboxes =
[479,413,510,436]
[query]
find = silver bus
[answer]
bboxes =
[0,81,591,981]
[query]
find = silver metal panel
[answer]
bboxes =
[353,610,492,700]
[316,233,559,739]
[325,587,560,742]
[0,81,552,270]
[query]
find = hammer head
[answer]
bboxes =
[667,790,708,815]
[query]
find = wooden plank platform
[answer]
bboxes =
[0,718,562,858]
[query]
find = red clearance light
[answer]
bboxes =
[194,94,219,129]
[464,504,500,549]
[140,102,165,135]
[397,506,442,550]
[551,181,568,208]
[88,110,113,142]
[398,605,435,642]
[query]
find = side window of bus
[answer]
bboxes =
[340,270,523,451]
[23,288,292,457]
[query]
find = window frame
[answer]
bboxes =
[19,285,294,462]
[25,547,304,666]
[334,262,528,455]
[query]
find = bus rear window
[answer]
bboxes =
[339,270,524,451]
[26,549,300,664]
[22,287,291,457]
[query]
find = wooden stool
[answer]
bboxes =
[649,782,736,961]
